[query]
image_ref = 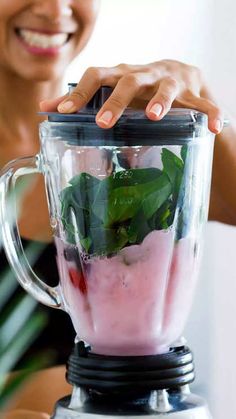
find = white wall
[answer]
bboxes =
[64,0,212,85]
[205,0,236,117]
[65,2,236,417]
[186,222,236,418]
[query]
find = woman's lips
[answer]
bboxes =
[15,28,72,56]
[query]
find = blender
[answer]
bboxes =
[0,86,214,418]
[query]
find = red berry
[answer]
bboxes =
[69,268,87,294]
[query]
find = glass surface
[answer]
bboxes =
[40,121,214,356]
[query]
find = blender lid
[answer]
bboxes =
[39,85,209,146]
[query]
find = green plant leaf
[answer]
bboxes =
[93,171,165,226]
[142,174,172,219]
[161,148,185,205]
[148,200,172,230]
[181,144,188,163]
[60,149,186,255]
[128,210,151,244]
[80,237,92,253]
[89,226,129,256]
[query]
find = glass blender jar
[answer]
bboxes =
[0,86,214,418]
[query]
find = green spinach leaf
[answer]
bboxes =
[60,146,187,255]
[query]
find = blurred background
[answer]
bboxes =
[62,1,236,418]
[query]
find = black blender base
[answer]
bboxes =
[51,343,212,418]
[66,343,195,392]
[52,392,212,418]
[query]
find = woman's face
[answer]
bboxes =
[0,0,100,81]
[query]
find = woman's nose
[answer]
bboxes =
[32,0,73,21]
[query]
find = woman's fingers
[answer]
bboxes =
[193,97,223,134]
[58,68,102,112]
[56,66,119,113]
[54,66,156,128]
[56,65,152,121]
[40,94,67,112]
[178,95,224,134]
[95,72,155,128]
[200,85,225,133]
[146,77,181,120]
[40,61,224,134]
[146,78,223,134]
[40,66,110,113]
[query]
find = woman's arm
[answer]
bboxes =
[5,410,49,419]
[210,124,236,225]
[4,366,71,417]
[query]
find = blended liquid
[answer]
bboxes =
[56,230,198,356]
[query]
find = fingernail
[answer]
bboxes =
[149,103,163,117]
[97,110,113,125]
[214,119,223,133]
[58,100,76,113]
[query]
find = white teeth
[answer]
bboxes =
[18,29,68,48]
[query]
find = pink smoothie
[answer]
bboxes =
[56,230,198,356]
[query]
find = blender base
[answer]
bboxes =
[51,343,212,419]
[52,392,212,419]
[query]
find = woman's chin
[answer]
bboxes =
[12,62,69,82]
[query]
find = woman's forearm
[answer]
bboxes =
[209,124,236,225]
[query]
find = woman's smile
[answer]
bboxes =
[14,27,74,56]
[0,0,99,80]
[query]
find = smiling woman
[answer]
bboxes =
[0,0,100,238]
[0,0,101,370]
[0,2,236,418]
[0,0,99,81]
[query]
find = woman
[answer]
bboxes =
[0,0,233,417]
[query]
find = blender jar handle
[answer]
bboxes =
[0,154,61,308]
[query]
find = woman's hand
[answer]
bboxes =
[40,59,223,134]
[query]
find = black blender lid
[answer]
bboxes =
[39,85,209,146]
